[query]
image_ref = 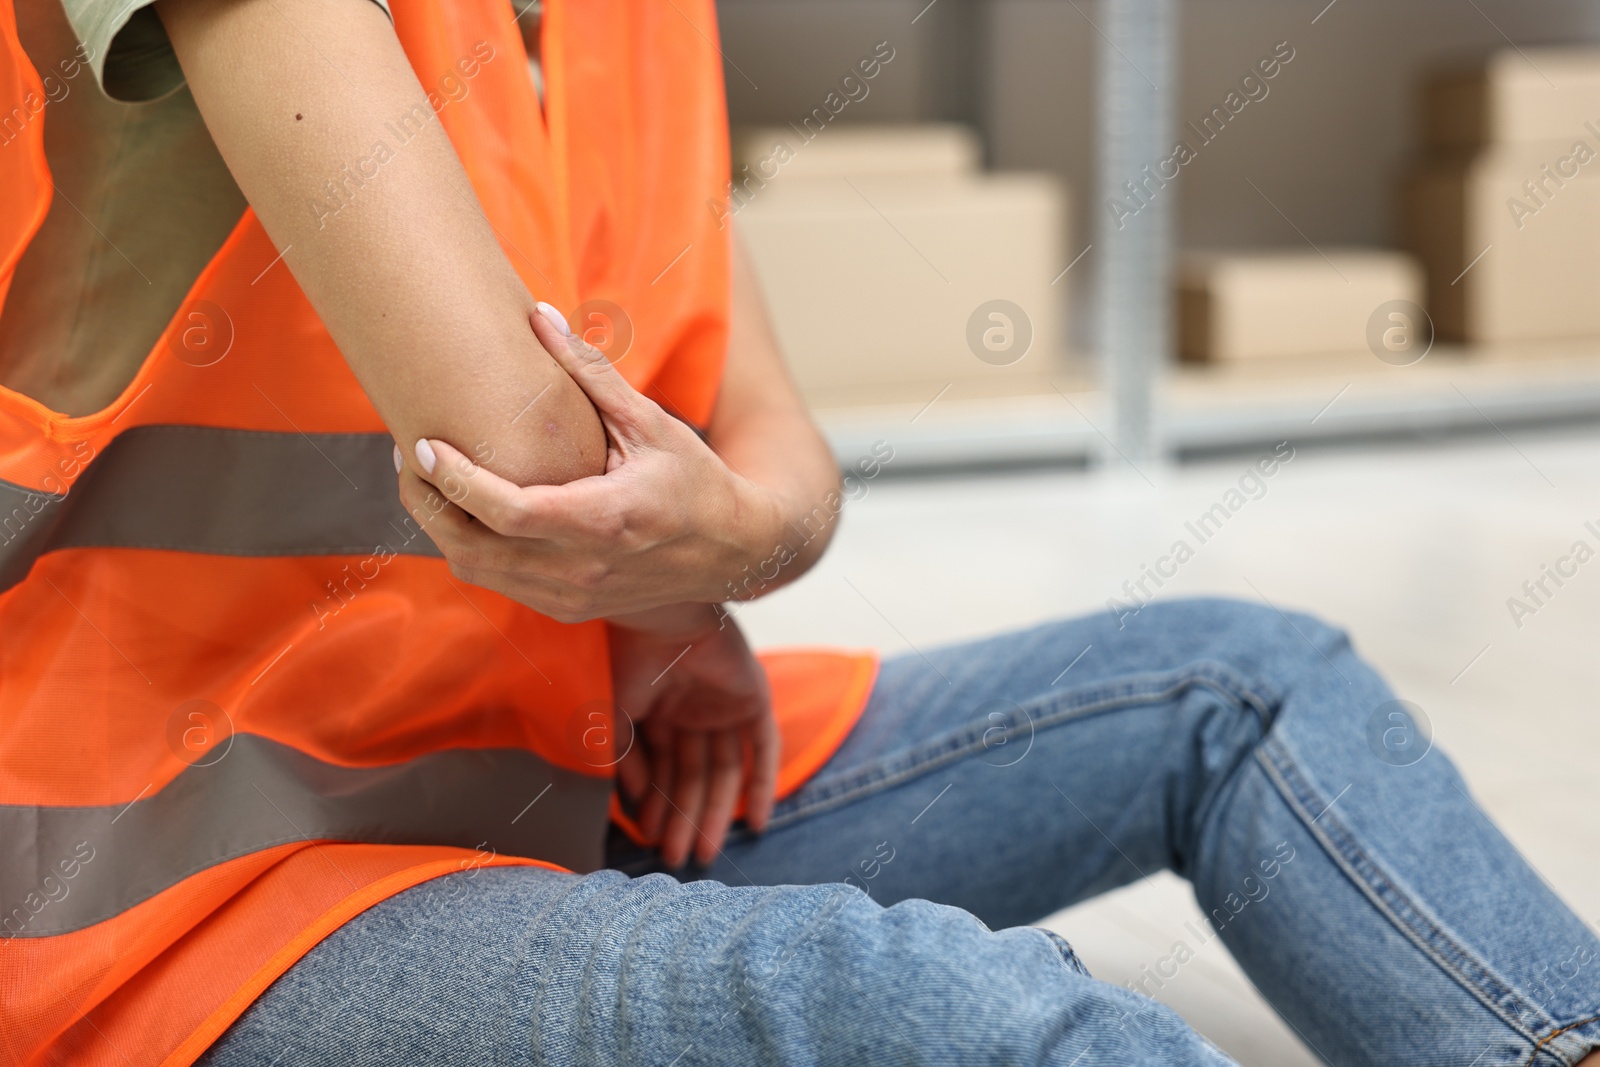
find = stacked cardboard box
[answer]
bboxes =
[729,124,1067,405]
[1177,249,1423,363]
[1404,49,1600,344]
[731,123,983,182]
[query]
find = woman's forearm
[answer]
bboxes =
[706,230,842,602]
[157,0,604,487]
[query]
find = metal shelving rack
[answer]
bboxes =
[795,0,1600,473]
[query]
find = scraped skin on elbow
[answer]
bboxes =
[157,0,605,486]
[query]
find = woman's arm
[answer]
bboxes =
[397,225,841,622]
[156,0,605,486]
[703,230,843,597]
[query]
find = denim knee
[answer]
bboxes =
[1118,596,1358,709]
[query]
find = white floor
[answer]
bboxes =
[735,426,1600,1066]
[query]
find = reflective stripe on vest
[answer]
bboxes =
[0,734,610,938]
[0,428,439,594]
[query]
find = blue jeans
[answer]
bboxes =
[200,599,1600,1066]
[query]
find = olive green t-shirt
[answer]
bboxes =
[0,0,389,417]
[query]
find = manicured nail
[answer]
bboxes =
[393,443,402,473]
[414,438,437,474]
[536,300,572,336]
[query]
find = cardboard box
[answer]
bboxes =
[1424,49,1600,151]
[1403,141,1600,343]
[1177,249,1422,362]
[734,171,1066,402]
[731,123,982,184]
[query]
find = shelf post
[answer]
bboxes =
[1094,0,1176,468]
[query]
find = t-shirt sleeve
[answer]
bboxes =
[62,0,394,103]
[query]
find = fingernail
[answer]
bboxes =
[536,300,572,336]
[414,438,437,474]
[393,443,402,473]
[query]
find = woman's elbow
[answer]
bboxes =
[486,368,608,487]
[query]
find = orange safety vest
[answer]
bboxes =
[0,2,877,1063]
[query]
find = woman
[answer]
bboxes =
[0,0,1595,1064]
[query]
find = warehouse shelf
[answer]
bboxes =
[716,1,1600,472]
[816,343,1600,473]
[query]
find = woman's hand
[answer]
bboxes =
[609,603,778,868]
[397,306,785,623]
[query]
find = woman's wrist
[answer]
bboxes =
[726,458,841,598]
[607,478,793,633]
[709,474,811,603]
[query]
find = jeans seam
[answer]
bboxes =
[760,661,1277,833]
[1255,735,1557,1050]
[1523,1014,1600,1067]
